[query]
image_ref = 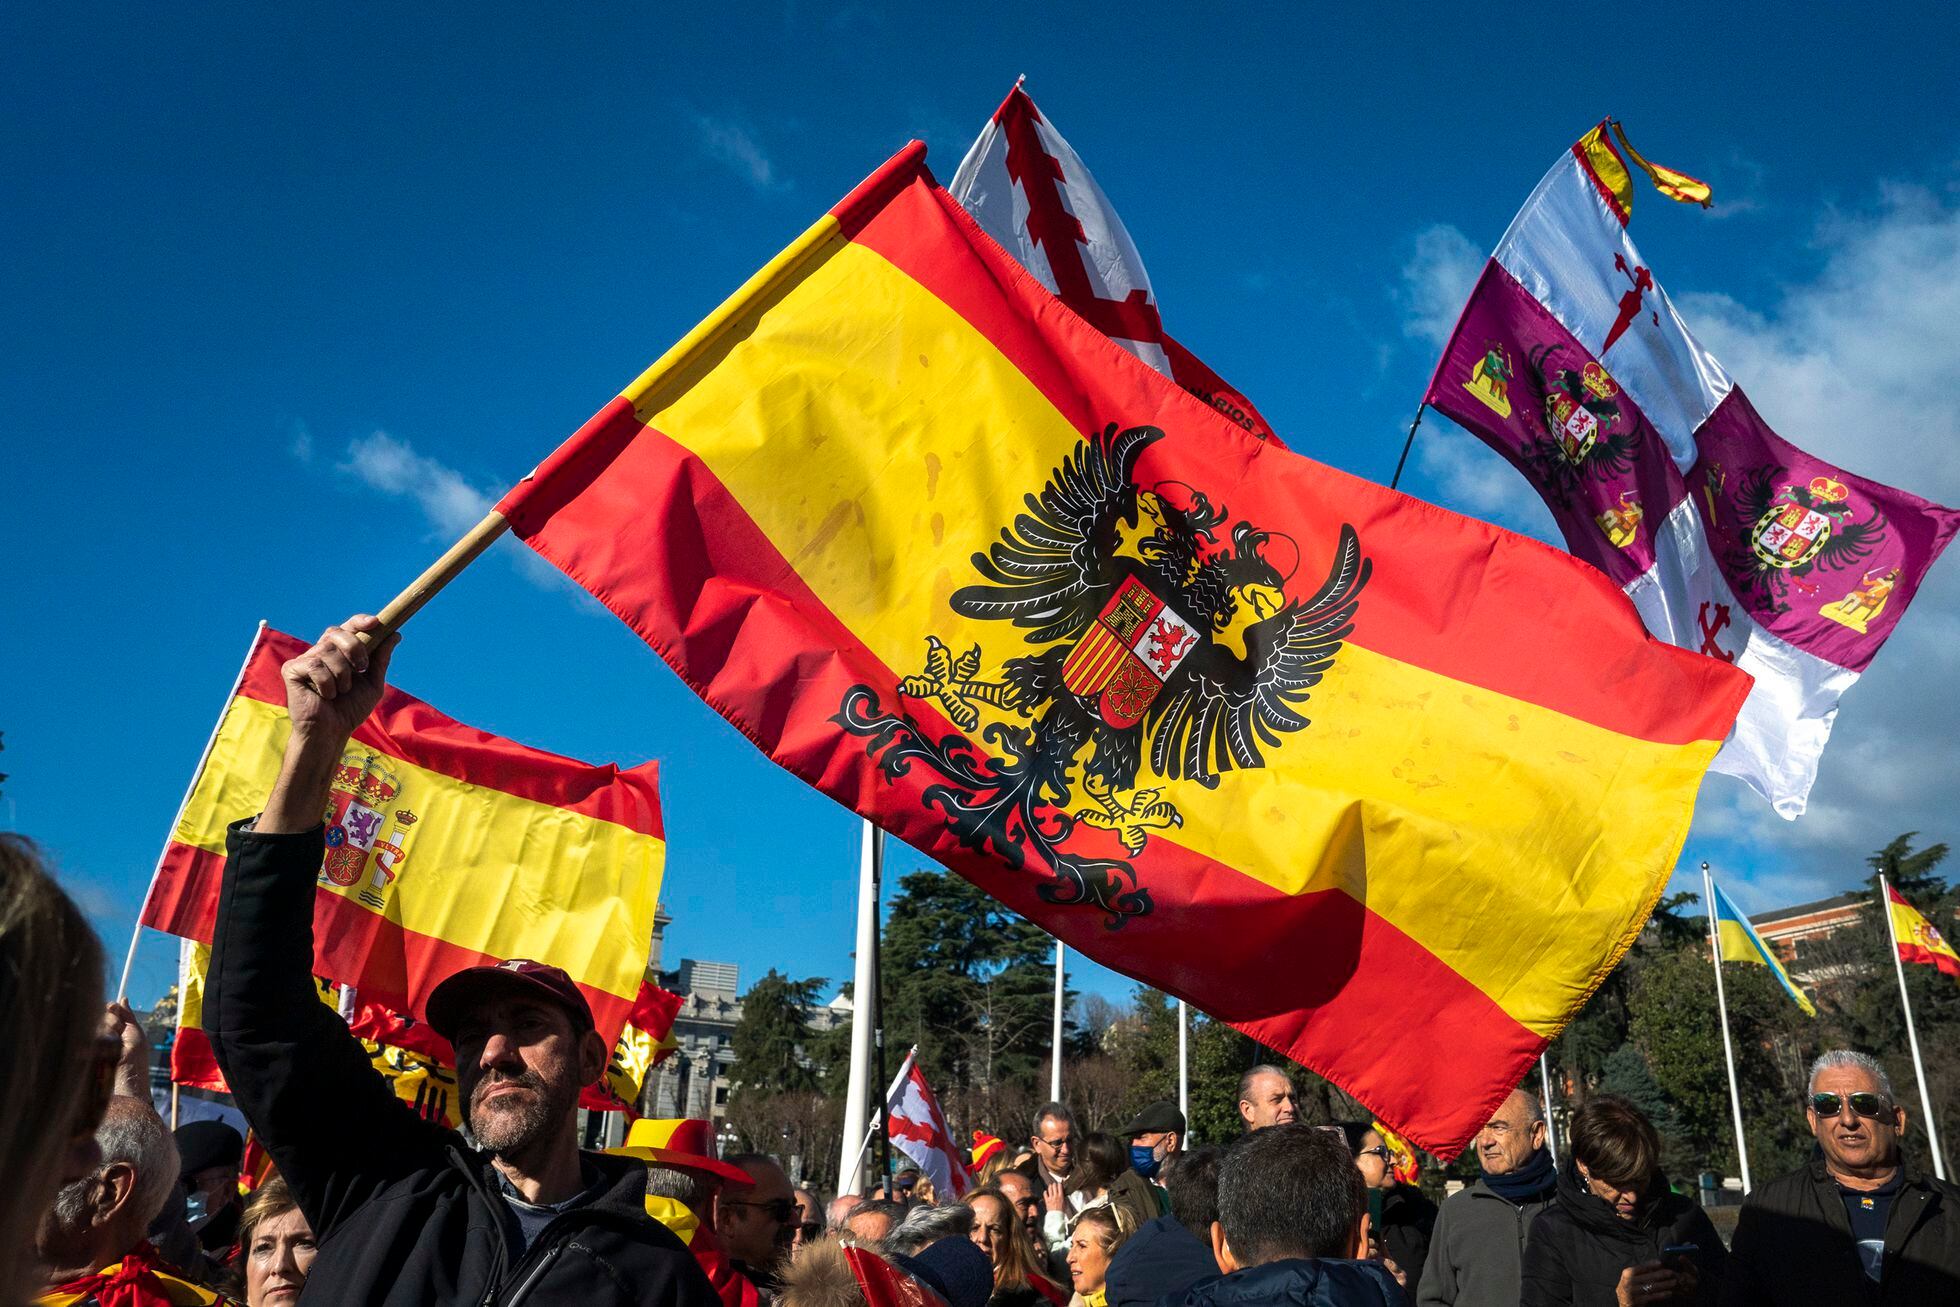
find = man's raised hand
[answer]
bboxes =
[282,615,399,743]
[258,615,401,834]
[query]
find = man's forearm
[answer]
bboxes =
[257,728,350,834]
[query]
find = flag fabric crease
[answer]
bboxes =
[494,140,1749,1155]
[140,626,666,1046]
[1424,120,1960,819]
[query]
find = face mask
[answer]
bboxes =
[1130,1144,1163,1179]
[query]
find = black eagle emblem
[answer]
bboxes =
[836,423,1370,926]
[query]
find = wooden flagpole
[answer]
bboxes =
[367,510,512,642]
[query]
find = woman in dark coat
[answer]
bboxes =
[1521,1096,1725,1307]
[1340,1122,1437,1301]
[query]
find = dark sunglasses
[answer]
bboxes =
[1811,1091,1891,1119]
[725,1197,798,1223]
[1358,1145,1393,1161]
[73,1036,120,1142]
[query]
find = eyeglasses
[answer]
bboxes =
[724,1198,798,1223]
[1035,1136,1073,1152]
[73,1036,120,1143]
[1358,1145,1393,1162]
[797,1221,823,1241]
[1811,1091,1892,1120]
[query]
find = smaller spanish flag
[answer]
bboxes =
[1710,877,1816,1016]
[1888,885,1960,980]
[141,624,666,1045]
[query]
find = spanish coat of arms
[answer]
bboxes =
[1715,468,1887,616]
[1519,345,1640,507]
[836,423,1370,926]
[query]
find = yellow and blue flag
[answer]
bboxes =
[1711,878,1817,1016]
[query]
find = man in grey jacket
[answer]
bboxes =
[1418,1088,1558,1306]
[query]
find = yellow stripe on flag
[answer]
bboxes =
[620,237,1713,1035]
[175,694,662,1006]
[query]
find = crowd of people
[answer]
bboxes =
[5,623,1960,1306]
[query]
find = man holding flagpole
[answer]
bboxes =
[203,616,718,1307]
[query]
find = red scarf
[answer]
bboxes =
[39,1241,228,1307]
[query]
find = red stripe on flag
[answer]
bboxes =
[170,1026,229,1093]
[513,414,1541,1148]
[232,631,663,838]
[848,177,1745,748]
[145,842,635,1040]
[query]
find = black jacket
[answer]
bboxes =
[205,822,720,1307]
[1106,1215,1220,1307]
[1721,1155,1960,1306]
[1520,1160,1725,1307]
[1176,1258,1402,1307]
[1374,1184,1435,1304]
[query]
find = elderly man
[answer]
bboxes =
[1182,1124,1400,1306]
[1724,1050,1960,1305]
[205,617,718,1307]
[1236,1066,1299,1132]
[1417,1087,1555,1306]
[36,1097,205,1303]
[842,1200,905,1248]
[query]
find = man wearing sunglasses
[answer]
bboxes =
[717,1153,797,1296]
[1725,1049,1960,1304]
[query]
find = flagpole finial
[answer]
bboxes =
[1701,861,1710,871]
[1014,73,1026,89]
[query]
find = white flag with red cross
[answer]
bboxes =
[885,1050,971,1199]
[950,81,1283,448]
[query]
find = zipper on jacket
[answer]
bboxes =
[498,1245,563,1306]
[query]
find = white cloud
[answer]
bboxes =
[1678,186,1960,901]
[341,431,495,538]
[1398,224,1485,348]
[692,114,784,192]
[334,431,566,590]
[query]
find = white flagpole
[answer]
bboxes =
[837,821,883,1194]
[118,620,268,1000]
[1049,941,1065,1101]
[1880,874,1948,1181]
[1537,1054,1559,1166]
[1703,861,1753,1193]
[847,1046,920,1180]
[1177,999,1190,1130]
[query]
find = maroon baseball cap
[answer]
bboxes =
[425,959,595,1044]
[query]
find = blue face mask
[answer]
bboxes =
[1130,1143,1163,1179]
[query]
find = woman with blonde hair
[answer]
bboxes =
[1062,1207,1127,1307]
[228,1178,317,1306]
[964,1187,1065,1307]
[0,834,111,1307]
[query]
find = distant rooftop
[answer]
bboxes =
[678,959,739,996]
[1750,892,1867,926]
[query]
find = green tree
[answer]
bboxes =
[731,969,823,1095]
[880,866,1061,1131]
[1864,832,1950,899]
[1628,944,1810,1183]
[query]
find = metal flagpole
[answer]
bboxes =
[1049,942,1065,1101]
[1388,404,1426,491]
[1880,874,1949,1180]
[847,1047,920,1180]
[837,821,883,1194]
[1703,861,1753,1192]
[869,828,894,1194]
[1177,999,1190,1131]
[1537,1055,1559,1166]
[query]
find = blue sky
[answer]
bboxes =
[6,3,1958,1013]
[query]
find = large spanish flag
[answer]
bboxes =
[497,142,1750,1153]
[140,625,665,1045]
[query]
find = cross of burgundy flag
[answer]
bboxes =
[1422,120,1960,818]
[885,1049,970,1199]
[950,82,1283,447]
